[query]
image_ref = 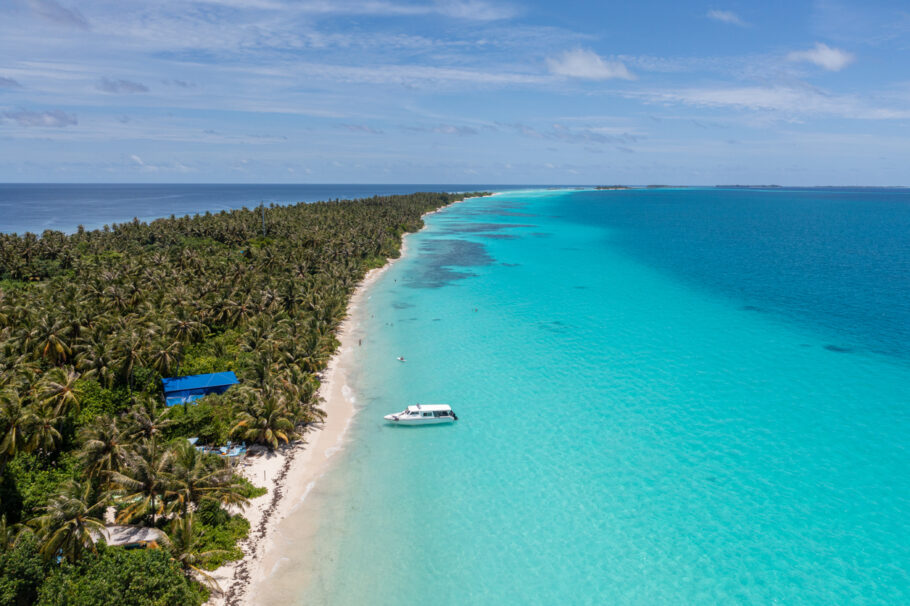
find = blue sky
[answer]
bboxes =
[1,0,909,184]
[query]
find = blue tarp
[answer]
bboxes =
[161,371,238,406]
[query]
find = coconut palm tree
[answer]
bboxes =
[30,479,106,563]
[28,315,72,365]
[0,389,36,467]
[114,330,145,390]
[231,395,296,450]
[28,404,62,455]
[166,513,228,591]
[123,394,173,441]
[77,415,130,484]
[148,340,182,378]
[75,337,118,389]
[37,366,81,417]
[166,440,244,515]
[107,437,174,525]
[170,315,206,346]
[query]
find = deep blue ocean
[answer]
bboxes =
[251,187,909,605]
[4,184,908,603]
[0,183,532,234]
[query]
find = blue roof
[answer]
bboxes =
[161,372,239,395]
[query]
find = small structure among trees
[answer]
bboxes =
[161,372,239,407]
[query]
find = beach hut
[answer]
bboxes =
[91,525,168,550]
[161,371,239,407]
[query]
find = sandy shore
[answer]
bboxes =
[207,200,472,606]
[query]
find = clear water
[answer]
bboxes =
[258,187,910,605]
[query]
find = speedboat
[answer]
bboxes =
[384,404,457,425]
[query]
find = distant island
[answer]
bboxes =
[594,185,632,190]
[716,185,783,189]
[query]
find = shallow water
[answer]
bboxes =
[260,188,910,605]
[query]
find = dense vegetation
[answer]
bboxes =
[0,192,470,603]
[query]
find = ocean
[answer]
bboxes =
[0,183,527,234]
[254,187,910,604]
[5,184,908,603]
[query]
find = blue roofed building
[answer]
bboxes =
[161,371,239,407]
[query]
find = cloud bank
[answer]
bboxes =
[4,109,77,127]
[97,78,149,94]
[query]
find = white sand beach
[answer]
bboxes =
[207,199,477,606]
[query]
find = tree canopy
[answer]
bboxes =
[0,192,474,602]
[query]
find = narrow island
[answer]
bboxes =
[0,192,481,605]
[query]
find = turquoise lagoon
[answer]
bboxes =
[262,188,910,604]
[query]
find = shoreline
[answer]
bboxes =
[208,196,480,606]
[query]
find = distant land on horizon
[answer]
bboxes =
[2,182,909,188]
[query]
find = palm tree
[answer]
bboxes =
[114,331,145,390]
[77,415,130,483]
[37,366,81,417]
[122,394,172,441]
[166,513,228,592]
[28,315,72,365]
[167,441,249,515]
[30,479,106,563]
[0,389,36,468]
[75,337,118,389]
[231,395,296,450]
[148,340,182,378]
[170,315,206,346]
[107,437,174,525]
[28,404,62,455]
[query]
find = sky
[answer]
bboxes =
[1,0,910,185]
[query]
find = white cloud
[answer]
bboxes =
[546,49,634,80]
[194,0,515,21]
[97,78,149,94]
[130,154,161,172]
[4,109,77,127]
[28,0,90,30]
[638,84,910,120]
[787,42,855,71]
[706,9,747,26]
[435,0,515,21]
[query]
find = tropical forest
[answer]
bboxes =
[0,192,470,605]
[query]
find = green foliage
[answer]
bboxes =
[130,367,160,396]
[362,255,388,270]
[35,544,205,606]
[248,236,273,249]
[191,501,249,570]
[0,532,46,606]
[162,397,234,445]
[73,380,131,427]
[0,279,32,293]
[178,332,245,378]
[178,237,227,251]
[232,475,267,500]
[1,453,78,521]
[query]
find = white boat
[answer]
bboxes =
[384,404,458,425]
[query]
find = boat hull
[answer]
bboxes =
[384,416,455,425]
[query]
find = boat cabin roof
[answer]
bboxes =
[406,404,451,412]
